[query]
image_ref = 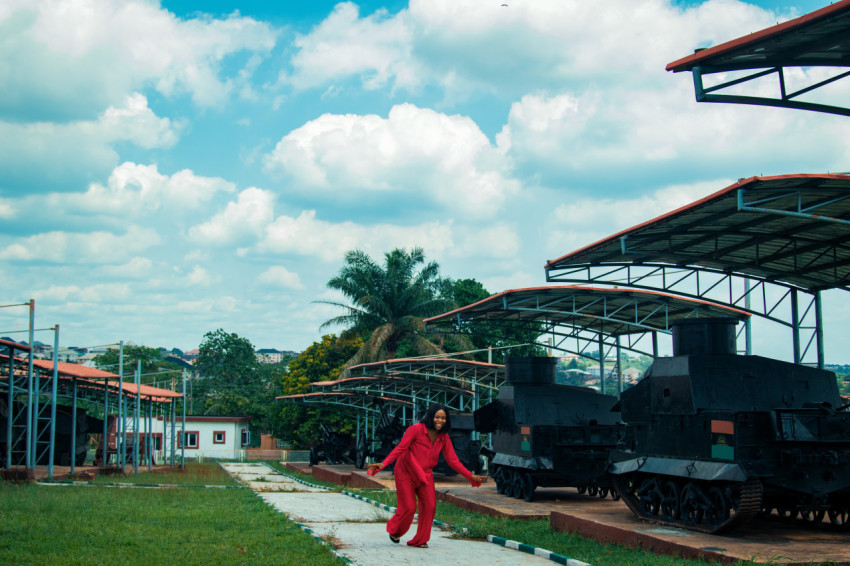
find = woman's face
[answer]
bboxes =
[433,409,447,431]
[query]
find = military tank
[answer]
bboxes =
[475,356,623,502]
[610,317,850,533]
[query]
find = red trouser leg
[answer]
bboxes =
[386,468,417,538]
[406,477,435,547]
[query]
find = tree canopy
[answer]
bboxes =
[318,247,454,370]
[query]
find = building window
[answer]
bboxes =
[213,431,226,444]
[241,429,250,447]
[178,431,199,449]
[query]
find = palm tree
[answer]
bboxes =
[318,247,454,371]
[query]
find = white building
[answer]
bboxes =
[145,415,253,460]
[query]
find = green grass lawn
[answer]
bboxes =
[0,463,345,566]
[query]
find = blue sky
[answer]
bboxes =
[1,0,848,361]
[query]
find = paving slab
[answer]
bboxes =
[259,491,393,523]
[301,522,558,566]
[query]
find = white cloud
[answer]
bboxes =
[0,225,161,263]
[263,103,519,217]
[188,187,275,245]
[245,209,454,262]
[287,2,417,92]
[0,94,181,189]
[101,256,153,278]
[33,282,132,304]
[0,0,278,117]
[47,162,235,217]
[544,180,729,257]
[453,223,520,258]
[183,265,215,287]
[257,266,305,290]
[286,0,787,100]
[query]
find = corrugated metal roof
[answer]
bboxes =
[426,285,749,337]
[667,0,850,72]
[546,174,850,293]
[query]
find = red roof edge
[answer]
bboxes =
[666,0,850,72]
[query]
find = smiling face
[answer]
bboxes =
[433,409,447,431]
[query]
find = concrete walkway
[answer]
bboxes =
[220,462,576,566]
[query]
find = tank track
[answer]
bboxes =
[613,473,763,534]
[760,506,850,531]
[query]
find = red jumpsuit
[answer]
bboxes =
[370,422,480,547]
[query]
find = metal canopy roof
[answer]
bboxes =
[426,286,748,336]
[278,358,504,417]
[546,175,850,293]
[425,286,749,361]
[545,174,850,366]
[666,0,850,116]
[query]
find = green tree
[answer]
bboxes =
[193,329,264,422]
[318,247,453,369]
[273,334,363,448]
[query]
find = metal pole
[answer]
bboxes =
[744,279,753,355]
[101,375,108,468]
[598,334,605,395]
[791,288,801,365]
[181,368,186,470]
[5,346,14,468]
[147,400,153,471]
[25,300,34,471]
[134,360,140,475]
[616,336,623,394]
[118,341,125,470]
[816,290,825,369]
[48,325,59,479]
[171,371,180,467]
[70,377,78,475]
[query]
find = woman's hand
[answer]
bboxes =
[367,463,382,475]
[471,474,487,484]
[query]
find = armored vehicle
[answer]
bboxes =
[354,406,404,470]
[309,423,356,466]
[475,356,623,501]
[610,318,850,533]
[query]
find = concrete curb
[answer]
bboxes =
[487,535,593,566]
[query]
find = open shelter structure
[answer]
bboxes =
[667,0,850,116]
[545,174,850,368]
[425,286,750,394]
[2,337,186,479]
[277,357,505,461]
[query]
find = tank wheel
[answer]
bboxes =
[576,486,587,495]
[309,446,320,467]
[777,508,798,521]
[587,485,598,497]
[637,477,662,517]
[680,483,706,526]
[705,487,730,529]
[801,509,825,525]
[828,508,850,530]
[598,487,609,499]
[610,489,621,501]
[510,471,525,500]
[493,467,507,495]
[521,472,535,502]
[660,481,681,522]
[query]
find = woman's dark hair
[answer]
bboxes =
[419,403,452,433]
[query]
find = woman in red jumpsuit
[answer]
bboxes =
[367,404,487,548]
